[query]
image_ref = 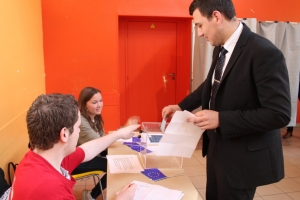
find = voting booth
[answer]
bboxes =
[139,122,183,169]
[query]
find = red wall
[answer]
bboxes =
[42,0,300,131]
[233,0,300,22]
[42,0,191,131]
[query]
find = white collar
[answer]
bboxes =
[223,22,243,53]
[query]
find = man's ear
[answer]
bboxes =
[60,127,69,143]
[212,10,222,25]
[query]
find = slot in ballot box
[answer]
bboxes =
[139,122,183,169]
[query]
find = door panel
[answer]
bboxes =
[126,21,177,122]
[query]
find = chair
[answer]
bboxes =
[72,170,106,200]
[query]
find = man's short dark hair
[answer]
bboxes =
[27,94,79,150]
[189,0,236,20]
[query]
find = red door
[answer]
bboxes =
[126,21,177,122]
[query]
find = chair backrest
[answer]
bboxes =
[72,170,102,180]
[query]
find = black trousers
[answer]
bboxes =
[206,138,256,200]
[72,150,107,198]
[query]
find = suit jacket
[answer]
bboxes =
[178,23,291,189]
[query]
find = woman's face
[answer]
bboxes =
[86,92,103,119]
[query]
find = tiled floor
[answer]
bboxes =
[73,127,300,200]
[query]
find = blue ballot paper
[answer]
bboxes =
[141,168,167,181]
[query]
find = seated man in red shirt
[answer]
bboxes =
[9,94,139,200]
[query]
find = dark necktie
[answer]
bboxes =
[207,47,228,140]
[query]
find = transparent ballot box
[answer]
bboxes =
[139,122,183,169]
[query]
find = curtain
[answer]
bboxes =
[257,22,300,126]
[192,19,300,125]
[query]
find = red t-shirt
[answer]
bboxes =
[9,147,85,200]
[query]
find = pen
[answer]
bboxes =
[116,183,134,194]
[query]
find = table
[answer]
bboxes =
[107,141,203,200]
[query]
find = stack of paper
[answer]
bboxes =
[106,155,144,173]
[131,180,184,200]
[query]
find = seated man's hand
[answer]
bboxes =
[117,124,140,139]
[116,183,137,200]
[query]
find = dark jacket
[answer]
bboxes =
[179,23,291,189]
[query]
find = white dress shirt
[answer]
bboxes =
[211,22,243,85]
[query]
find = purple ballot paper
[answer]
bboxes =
[141,168,167,181]
[123,137,141,146]
[123,142,138,146]
[132,137,141,142]
[130,145,152,153]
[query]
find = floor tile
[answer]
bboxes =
[197,188,206,200]
[286,148,300,156]
[283,149,298,157]
[85,176,98,186]
[260,193,293,200]
[253,197,263,200]
[254,192,260,197]
[286,191,300,200]
[189,175,206,189]
[75,178,87,186]
[285,166,300,178]
[274,178,300,193]
[193,150,203,157]
[256,184,283,196]
[182,156,201,167]
[195,156,207,166]
[292,177,300,184]
[284,156,300,166]
[73,185,86,200]
[284,160,293,167]
[183,165,206,176]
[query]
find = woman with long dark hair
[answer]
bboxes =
[72,87,139,200]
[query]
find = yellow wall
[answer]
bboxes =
[0,0,45,180]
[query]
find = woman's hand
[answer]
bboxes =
[124,116,140,126]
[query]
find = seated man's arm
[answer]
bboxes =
[79,125,140,162]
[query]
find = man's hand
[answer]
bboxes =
[187,110,219,130]
[162,105,182,119]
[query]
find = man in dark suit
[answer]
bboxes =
[162,0,291,199]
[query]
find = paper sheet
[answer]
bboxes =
[132,180,184,200]
[156,110,204,158]
[106,155,144,173]
[160,118,167,133]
